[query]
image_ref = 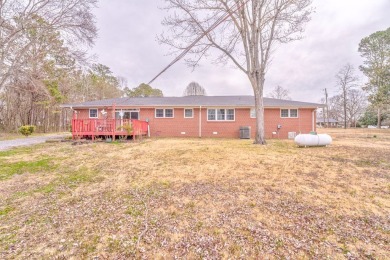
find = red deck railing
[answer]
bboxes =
[71,119,148,139]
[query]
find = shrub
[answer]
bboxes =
[19,125,35,137]
[116,123,133,135]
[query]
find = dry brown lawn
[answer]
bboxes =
[0,129,389,259]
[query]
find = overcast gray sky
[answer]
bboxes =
[91,0,390,102]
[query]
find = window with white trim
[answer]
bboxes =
[280,109,298,118]
[207,108,235,121]
[155,108,174,118]
[89,108,98,118]
[250,108,256,118]
[184,108,193,118]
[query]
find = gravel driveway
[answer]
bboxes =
[0,134,70,151]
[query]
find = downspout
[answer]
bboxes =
[199,106,202,138]
[312,110,315,132]
[298,108,301,134]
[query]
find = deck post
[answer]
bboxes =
[112,103,116,141]
[72,111,77,140]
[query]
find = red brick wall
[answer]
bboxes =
[74,107,316,139]
[75,109,115,120]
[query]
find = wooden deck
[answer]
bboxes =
[71,119,149,140]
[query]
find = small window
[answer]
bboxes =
[89,109,98,118]
[155,109,164,118]
[250,108,256,118]
[165,109,173,118]
[226,109,235,120]
[281,109,289,118]
[155,108,174,118]
[208,109,216,120]
[184,108,193,118]
[217,109,225,120]
[281,109,298,118]
[290,109,298,118]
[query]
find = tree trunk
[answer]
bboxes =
[250,74,266,145]
[377,107,381,128]
[343,90,347,129]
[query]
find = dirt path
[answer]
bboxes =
[0,134,70,151]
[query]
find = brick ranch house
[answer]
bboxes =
[62,96,323,140]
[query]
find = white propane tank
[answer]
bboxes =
[294,134,332,147]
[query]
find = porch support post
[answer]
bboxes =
[72,110,76,140]
[112,103,116,141]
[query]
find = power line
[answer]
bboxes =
[148,0,250,85]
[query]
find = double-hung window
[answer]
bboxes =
[184,108,193,118]
[89,108,98,118]
[280,109,298,118]
[207,108,235,121]
[155,108,174,118]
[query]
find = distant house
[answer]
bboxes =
[61,96,323,140]
[316,117,339,128]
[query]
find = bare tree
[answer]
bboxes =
[347,89,367,127]
[160,0,313,144]
[335,64,358,129]
[183,82,207,96]
[267,85,291,100]
[327,90,367,128]
[0,0,97,90]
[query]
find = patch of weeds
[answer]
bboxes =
[271,140,296,153]
[0,206,14,216]
[349,189,357,197]
[355,159,375,167]
[158,180,171,188]
[0,233,17,250]
[80,235,100,255]
[34,182,56,194]
[0,158,54,180]
[107,237,122,252]
[330,155,348,163]
[275,238,284,250]
[228,243,242,256]
[195,221,203,231]
[0,147,33,157]
[125,205,144,217]
[108,140,123,146]
[248,202,256,208]
[185,201,196,210]
[170,210,178,217]
[60,168,100,188]
[341,243,350,255]
[11,191,32,199]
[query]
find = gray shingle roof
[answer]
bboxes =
[316,118,338,123]
[61,96,324,108]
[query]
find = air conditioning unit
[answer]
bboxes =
[239,126,251,139]
[288,132,297,139]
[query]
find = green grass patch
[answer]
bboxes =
[34,183,56,194]
[0,206,14,216]
[125,205,144,217]
[10,191,33,199]
[0,158,53,180]
[0,147,33,158]
[60,168,101,188]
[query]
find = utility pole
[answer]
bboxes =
[324,88,329,128]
